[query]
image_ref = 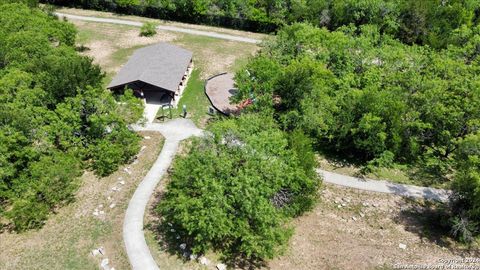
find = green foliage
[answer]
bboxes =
[139,22,157,37]
[451,132,480,241]
[361,151,395,174]
[0,3,141,230]
[115,89,145,123]
[156,114,319,263]
[6,152,81,231]
[236,23,480,184]
[288,129,316,178]
[46,0,480,48]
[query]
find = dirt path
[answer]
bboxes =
[56,13,261,44]
[124,119,202,270]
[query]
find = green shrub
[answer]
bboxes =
[362,151,395,174]
[288,129,317,178]
[140,22,157,37]
[6,152,81,231]
[156,114,319,263]
[90,126,140,176]
[8,198,50,231]
[450,132,480,242]
[0,3,141,230]
[236,23,480,180]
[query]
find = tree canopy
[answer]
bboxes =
[234,22,480,240]
[0,2,143,231]
[46,0,480,48]
[156,114,319,263]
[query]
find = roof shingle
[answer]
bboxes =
[107,43,193,92]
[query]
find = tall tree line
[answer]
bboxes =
[0,1,143,231]
[44,0,480,48]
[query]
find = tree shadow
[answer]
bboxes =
[75,44,90,52]
[393,198,479,256]
[316,147,365,168]
[385,182,449,202]
[222,253,267,270]
[146,189,190,259]
[405,167,451,188]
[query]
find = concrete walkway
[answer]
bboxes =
[123,117,450,270]
[124,119,203,270]
[317,169,451,202]
[56,13,261,44]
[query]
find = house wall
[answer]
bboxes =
[171,59,194,107]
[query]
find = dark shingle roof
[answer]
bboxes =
[107,43,192,92]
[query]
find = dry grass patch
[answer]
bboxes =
[269,184,477,270]
[72,19,258,79]
[74,20,176,76]
[0,132,164,270]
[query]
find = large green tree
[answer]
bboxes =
[156,114,319,263]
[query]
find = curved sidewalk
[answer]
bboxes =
[317,169,450,202]
[124,119,203,270]
[55,13,261,44]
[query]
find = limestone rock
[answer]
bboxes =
[216,263,227,270]
[100,258,110,270]
[199,256,210,265]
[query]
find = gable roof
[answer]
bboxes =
[107,42,193,92]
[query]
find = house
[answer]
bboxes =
[107,42,193,108]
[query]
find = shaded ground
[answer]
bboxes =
[0,132,164,270]
[317,155,452,189]
[318,169,450,202]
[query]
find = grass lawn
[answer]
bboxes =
[55,6,268,41]
[69,18,258,127]
[155,68,210,126]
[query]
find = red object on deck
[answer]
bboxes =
[237,98,253,110]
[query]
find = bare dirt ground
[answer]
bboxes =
[144,173,477,270]
[0,132,163,270]
[74,20,176,75]
[269,184,478,270]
